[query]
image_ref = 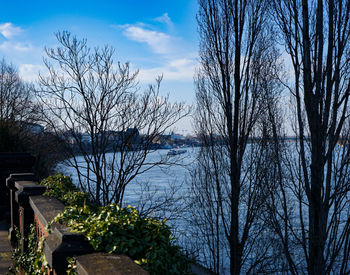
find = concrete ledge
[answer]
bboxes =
[6,174,38,244]
[75,253,149,275]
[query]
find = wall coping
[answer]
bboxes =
[29,195,65,228]
[14,181,46,205]
[14,181,43,191]
[75,253,149,275]
[29,195,93,273]
[6,173,37,189]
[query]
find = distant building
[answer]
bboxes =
[170,133,186,142]
[80,133,91,143]
[21,122,44,134]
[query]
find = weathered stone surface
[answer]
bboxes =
[14,182,45,252]
[7,174,38,244]
[15,181,46,205]
[6,173,37,189]
[29,196,65,228]
[44,226,93,274]
[30,194,93,274]
[75,253,149,275]
[15,181,43,191]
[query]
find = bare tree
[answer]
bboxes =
[190,0,281,274]
[269,0,350,274]
[37,31,188,206]
[0,58,36,123]
[0,58,61,178]
[0,58,41,153]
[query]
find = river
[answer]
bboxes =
[56,148,197,218]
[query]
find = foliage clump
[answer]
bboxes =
[53,204,191,275]
[12,173,191,274]
[9,225,50,274]
[40,173,91,207]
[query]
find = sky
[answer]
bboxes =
[0,0,199,134]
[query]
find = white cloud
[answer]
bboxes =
[138,58,198,83]
[116,17,198,90]
[123,26,174,54]
[0,41,32,52]
[154,13,173,28]
[18,64,45,82]
[0,22,23,39]
[0,23,41,66]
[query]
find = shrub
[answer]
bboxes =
[40,173,90,207]
[53,204,192,275]
[9,225,49,274]
[18,174,192,274]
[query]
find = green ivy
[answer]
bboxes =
[9,225,50,275]
[66,257,77,275]
[11,173,192,274]
[53,204,192,275]
[40,173,91,207]
[9,174,89,274]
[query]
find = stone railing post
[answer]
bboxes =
[6,173,38,245]
[0,153,35,221]
[15,181,46,252]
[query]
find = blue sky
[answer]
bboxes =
[0,0,198,133]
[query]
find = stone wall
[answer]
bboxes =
[1,153,213,275]
[1,153,148,275]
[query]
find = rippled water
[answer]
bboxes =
[56,148,198,207]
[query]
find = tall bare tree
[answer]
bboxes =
[0,58,35,123]
[270,0,350,274]
[191,0,280,273]
[0,58,60,178]
[0,58,40,152]
[37,32,188,206]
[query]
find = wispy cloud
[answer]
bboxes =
[154,13,173,28]
[114,16,198,85]
[0,23,34,57]
[138,58,198,83]
[122,26,175,55]
[0,41,33,52]
[0,22,23,39]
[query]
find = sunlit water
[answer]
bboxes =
[56,148,197,211]
[56,144,349,274]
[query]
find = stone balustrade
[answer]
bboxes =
[0,153,149,275]
[75,253,149,275]
[1,153,212,275]
[7,177,149,275]
[6,173,38,245]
